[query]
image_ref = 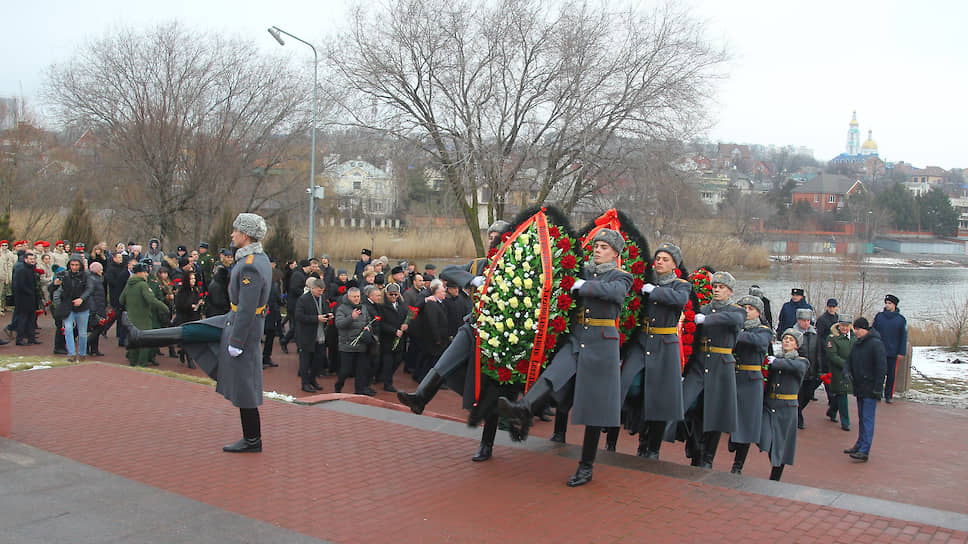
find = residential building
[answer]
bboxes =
[791,173,864,212]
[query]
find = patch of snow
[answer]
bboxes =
[911,347,968,381]
[264,391,296,403]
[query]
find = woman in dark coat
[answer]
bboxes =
[758,328,807,481]
[86,262,108,357]
[728,295,773,475]
[173,271,204,367]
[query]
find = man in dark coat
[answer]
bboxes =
[758,328,808,481]
[619,242,691,460]
[872,294,907,403]
[354,248,372,281]
[442,280,471,341]
[794,308,820,429]
[196,242,215,287]
[775,288,813,339]
[728,295,773,475]
[280,259,311,351]
[11,251,39,345]
[825,314,854,431]
[294,277,329,392]
[60,254,95,361]
[378,283,409,392]
[262,265,284,369]
[844,317,887,462]
[499,228,633,487]
[815,298,840,413]
[361,284,384,384]
[334,286,376,395]
[413,279,450,381]
[667,270,745,470]
[205,250,233,317]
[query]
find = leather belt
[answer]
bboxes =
[700,346,732,354]
[642,324,678,335]
[768,393,798,400]
[578,317,617,327]
[736,364,762,371]
[230,303,267,315]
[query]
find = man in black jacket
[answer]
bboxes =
[413,279,449,382]
[280,259,311,352]
[294,277,330,393]
[60,255,95,361]
[844,317,887,462]
[378,283,409,392]
[12,251,39,345]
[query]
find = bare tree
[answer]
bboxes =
[324,0,726,254]
[44,22,312,243]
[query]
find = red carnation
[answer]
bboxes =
[627,245,639,259]
[550,226,561,238]
[338,285,347,294]
[682,333,694,345]
[632,278,644,292]
[487,359,497,370]
[684,309,696,321]
[545,333,558,346]
[619,332,627,344]
[374,316,381,321]
[497,367,512,382]
[516,359,530,374]
[561,254,577,270]
[631,261,646,275]
[628,297,641,311]
[684,321,697,334]
[560,275,575,291]
[556,237,572,251]
[330,301,338,309]
[674,268,682,277]
[502,232,513,242]
[550,315,567,333]
[487,247,498,259]
[557,293,573,310]
[684,300,693,311]
[622,316,637,330]
[682,345,692,358]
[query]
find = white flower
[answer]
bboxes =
[525,318,534,330]
[509,297,519,309]
[512,276,523,288]
[488,337,500,347]
[523,297,533,308]
[522,261,531,272]
[495,321,505,332]
[479,330,490,340]
[508,333,519,344]
[506,318,515,329]
[524,278,533,289]
[519,233,530,245]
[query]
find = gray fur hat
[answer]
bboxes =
[654,242,683,266]
[749,286,765,298]
[592,228,625,254]
[795,308,813,321]
[737,295,764,315]
[781,328,803,346]
[709,271,735,291]
[487,220,510,234]
[232,213,267,241]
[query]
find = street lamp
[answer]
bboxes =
[268,25,318,258]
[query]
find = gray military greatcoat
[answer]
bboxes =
[540,265,632,427]
[668,301,745,438]
[758,352,807,466]
[185,248,271,409]
[620,277,691,423]
[731,324,773,444]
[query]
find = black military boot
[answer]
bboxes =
[567,426,601,487]
[604,427,619,452]
[769,464,785,481]
[567,462,594,487]
[222,437,262,453]
[497,377,554,439]
[638,421,665,459]
[730,443,750,474]
[699,431,721,469]
[121,313,183,348]
[397,368,445,415]
[472,414,499,462]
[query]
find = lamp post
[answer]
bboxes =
[268,25,318,258]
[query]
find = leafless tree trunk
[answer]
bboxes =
[324,0,726,255]
[44,22,312,243]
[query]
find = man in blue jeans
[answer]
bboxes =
[872,294,907,403]
[60,255,94,362]
[844,317,887,462]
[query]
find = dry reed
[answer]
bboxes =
[679,234,771,271]
[292,227,477,265]
[908,323,947,347]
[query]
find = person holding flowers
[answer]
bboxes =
[758,328,808,480]
[728,294,774,475]
[335,286,377,396]
[498,228,632,487]
[667,271,745,469]
[619,242,691,460]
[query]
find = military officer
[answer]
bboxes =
[728,294,773,475]
[758,328,808,481]
[498,228,633,487]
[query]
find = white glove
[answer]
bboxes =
[766,355,776,366]
[693,313,706,324]
[571,278,586,291]
[470,276,485,288]
[228,346,243,357]
[641,283,656,294]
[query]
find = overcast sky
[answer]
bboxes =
[3,0,966,169]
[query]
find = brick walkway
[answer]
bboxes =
[7,363,968,543]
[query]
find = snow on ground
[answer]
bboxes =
[264,391,296,403]
[904,346,968,409]
[770,254,962,268]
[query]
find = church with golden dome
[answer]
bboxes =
[833,110,879,165]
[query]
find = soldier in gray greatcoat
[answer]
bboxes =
[666,271,745,469]
[758,328,808,481]
[120,213,272,453]
[499,228,633,487]
[619,242,691,460]
[728,295,773,475]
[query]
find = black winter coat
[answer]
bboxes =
[287,269,308,308]
[846,328,887,400]
[294,291,327,352]
[104,261,129,307]
[415,298,449,357]
[12,261,37,308]
[378,299,408,354]
[264,281,283,334]
[60,269,94,313]
[205,266,231,317]
[88,274,108,317]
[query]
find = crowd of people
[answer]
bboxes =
[1,216,908,482]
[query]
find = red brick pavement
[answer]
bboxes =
[9,363,968,543]
[6,312,968,515]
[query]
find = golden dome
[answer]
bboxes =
[862,139,877,150]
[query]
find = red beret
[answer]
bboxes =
[0,240,7,244]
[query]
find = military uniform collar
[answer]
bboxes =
[234,242,264,261]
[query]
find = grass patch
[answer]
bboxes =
[0,356,79,371]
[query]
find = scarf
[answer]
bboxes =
[583,260,618,276]
[656,271,677,286]
[234,242,264,261]
[705,297,733,312]
[743,318,760,330]
[781,350,799,359]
